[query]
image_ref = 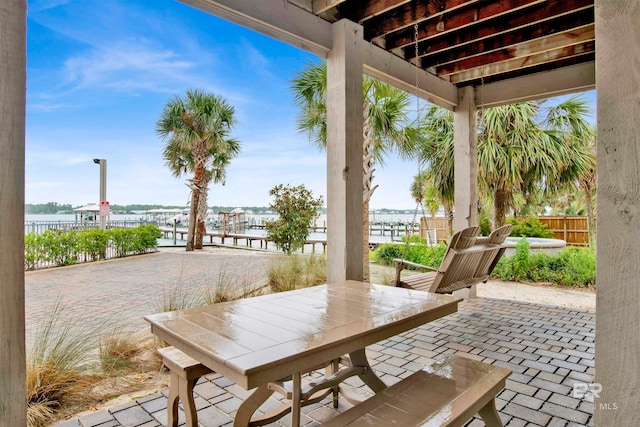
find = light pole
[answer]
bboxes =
[93,158,107,229]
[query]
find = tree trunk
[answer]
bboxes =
[363,198,370,280]
[494,188,510,228]
[195,174,211,250]
[362,113,376,281]
[0,1,27,424]
[444,204,454,236]
[186,184,199,251]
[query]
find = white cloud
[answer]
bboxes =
[29,0,73,13]
[61,42,195,93]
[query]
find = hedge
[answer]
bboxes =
[24,225,163,270]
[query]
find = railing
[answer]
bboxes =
[24,219,147,235]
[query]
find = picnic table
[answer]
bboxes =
[145,280,461,427]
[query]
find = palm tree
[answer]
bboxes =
[544,97,596,246]
[416,105,455,233]
[162,135,240,249]
[481,99,595,227]
[157,89,240,251]
[417,97,594,229]
[291,62,421,279]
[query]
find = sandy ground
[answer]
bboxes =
[368,262,596,313]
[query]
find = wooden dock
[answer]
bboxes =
[159,227,329,253]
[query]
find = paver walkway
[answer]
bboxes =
[26,247,279,340]
[26,248,595,427]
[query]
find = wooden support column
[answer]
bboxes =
[326,19,364,283]
[594,1,640,424]
[0,1,27,425]
[453,85,478,232]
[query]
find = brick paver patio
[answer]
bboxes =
[27,248,594,427]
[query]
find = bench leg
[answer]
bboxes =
[167,372,180,427]
[478,398,503,427]
[179,376,199,427]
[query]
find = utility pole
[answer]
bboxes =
[93,158,107,229]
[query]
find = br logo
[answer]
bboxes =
[572,382,602,399]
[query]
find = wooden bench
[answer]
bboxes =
[157,346,212,427]
[322,355,511,427]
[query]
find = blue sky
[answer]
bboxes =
[25,0,421,210]
[25,0,596,210]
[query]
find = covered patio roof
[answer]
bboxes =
[1,1,637,426]
[182,0,595,108]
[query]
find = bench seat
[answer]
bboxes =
[158,346,213,427]
[322,355,511,427]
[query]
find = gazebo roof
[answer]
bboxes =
[74,203,99,212]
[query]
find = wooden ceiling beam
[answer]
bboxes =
[313,0,348,14]
[475,60,594,107]
[449,41,594,83]
[364,0,493,40]
[420,9,594,67]
[379,0,545,47]
[432,24,594,75]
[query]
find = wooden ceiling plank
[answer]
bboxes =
[313,0,348,14]
[374,0,545,45]
[353,0,413,23]
[435,24,594,75]
[420,9,594,67]
[388,0,592,51]
[449,41,595,83]
[364,0,494,40]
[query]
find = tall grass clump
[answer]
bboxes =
[149,284,205,313]
[27,303,97,426]
[268,255,327,292]
[204,265,265,304]
[99,329,144,372]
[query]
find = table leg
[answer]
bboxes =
[349,348,387,393]
[233,384,274,427]
[291,371,302,427]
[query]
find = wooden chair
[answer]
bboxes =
[393,225,512,294]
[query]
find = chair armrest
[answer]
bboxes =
[393,258,438,272]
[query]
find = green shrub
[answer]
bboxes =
[78,228,109,261]
[507,216,554,238]
[24,225,162,269]
[24,233,43,271]
[264,184,324,254]
[478,212,492,236]
[40,229,80,266]
[372,238,447,269]
[371,243,404,266]
[493,242,596,288]
[110,228,137,257]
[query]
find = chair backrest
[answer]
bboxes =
[429,224,512,294]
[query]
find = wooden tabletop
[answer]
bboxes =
[145,280,461,389]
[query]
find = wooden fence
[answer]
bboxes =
[537,216,592,246]
[420,217,450,243]
[418,215,593,247]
